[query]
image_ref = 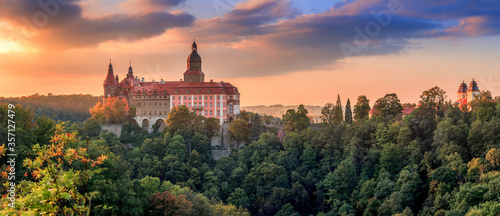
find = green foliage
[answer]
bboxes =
[372,93,404,118]
[345,98,353,124]
[4,89,500,216]
[334,94,344,124]
[228,119,251,145]
[354,95,371,121]
[283,104,310,132]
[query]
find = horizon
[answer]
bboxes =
[1,0,499,107]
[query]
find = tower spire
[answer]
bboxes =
[128,61,134,78]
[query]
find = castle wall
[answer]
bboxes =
[102,124,123,137]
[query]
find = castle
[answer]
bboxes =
[103,41,241,132]
[455,79,480,109]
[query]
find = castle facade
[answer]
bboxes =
[103,41,241,131]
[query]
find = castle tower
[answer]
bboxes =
[184,40,205,82]
[127,62,134,78]
[457,81,467,100]
[103,61,118,98]
[467,78,480,104]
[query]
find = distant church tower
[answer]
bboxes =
[184,40,205,83]
[467,79,480,104]
[457,81,467,100]
[103,61,118,98]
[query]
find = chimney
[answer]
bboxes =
[210,79,213,83]
[142,77,145,82]
[115,75,119,82]
[180,79,183,82]
[161,79,164,83]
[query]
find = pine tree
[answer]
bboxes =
[333,94,343,124]
[345,98,353,124]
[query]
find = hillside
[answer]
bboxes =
[0,93,101,122]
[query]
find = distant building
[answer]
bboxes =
[103,41,241,131]
[455,79,480,109]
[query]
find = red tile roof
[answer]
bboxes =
[402,108,416,115]
[127,79,239,96]
[104,72,117,85]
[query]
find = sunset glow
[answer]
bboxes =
[0,0,499,106]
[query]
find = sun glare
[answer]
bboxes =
[0,40,25,53]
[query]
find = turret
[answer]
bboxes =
[467,78,480,104]
[103,61,118,98]
[127,62,134,78]
[457,80,467,100]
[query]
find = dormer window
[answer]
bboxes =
[186,90,190,93]
[196,89,200,93]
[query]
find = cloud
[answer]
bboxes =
[0,0,195,49]
[176,0,500,78]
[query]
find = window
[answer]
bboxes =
[205,103,207,107]
[165,103,167,106]
[210,110,213,115]
[210,103,212,107]
[199,102,202,106]
[217,103,220,108]
[154,103,156,106]
[189,104,191,107]
[184,96,187,100]
[208,90,211,93]
[217,96,220,99]
[178,96,181,100]
[186,90,190,93]
[194,96,197,100]
[210,96,212,100]
[229,103,234,114]
[178,103,181,106]
[172,104,175,108]
[229,96,232,100]
[217,110,220,116]
[194,103,197,107]
[159,103,161,106]
[205,96,207,100]
[189,96,191,100]
[205,110,207,115]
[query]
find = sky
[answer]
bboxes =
[0,0,499,107]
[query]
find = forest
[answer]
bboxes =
[0,94,101,122]
[1,86,500,216]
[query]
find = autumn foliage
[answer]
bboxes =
[0,124,108,215]
[90,97,129,124]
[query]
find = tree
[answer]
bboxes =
[282,104,310,132]
[345,98,353,124]
[354,95,371,121]
[333,94,344,124]
[321,103,335,125]
[228,119,250,145]
[205,118,220,138]
[372,93,403,117]
[164,105,191,134]
[90,97,129,124]
[0,124,108,215]
[147,191,193,216]
[419,86,447,117]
